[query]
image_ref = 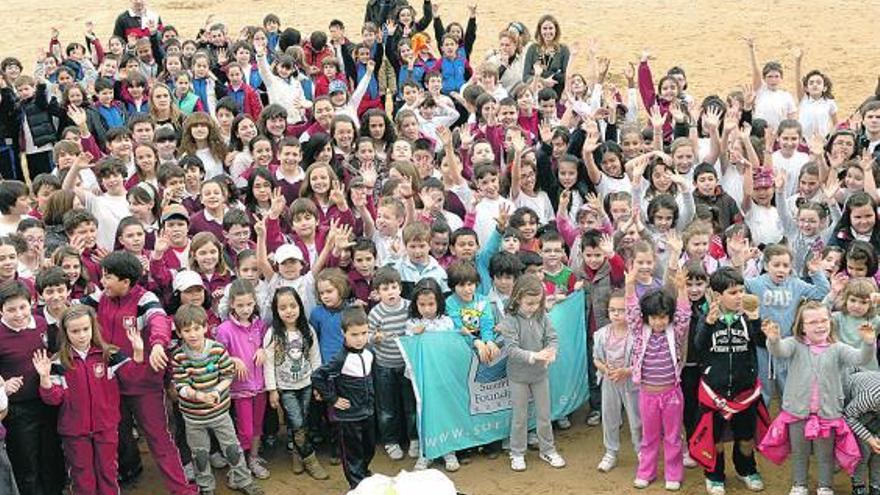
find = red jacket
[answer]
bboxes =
[40,346,140,436]
[303,43,335,75]
[83,284,171,396]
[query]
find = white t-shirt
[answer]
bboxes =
[799,97,837,139]
[754,87,796,131]
[195,148,225,180]
[514,190,554,225]
[745,204,784,246]
[83,192,131,251]
[772,150,810,198]
[596,173,632,196]
[474,196,514,246]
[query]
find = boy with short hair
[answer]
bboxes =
[487,251,523,322]
[157,162,187,205]
[82,252,194,493]
[172,304,264,495]
[347,238,377,309]
[222,209,255,269]
[386,222,448,298]
[61,208,103,284]
[34,266,71,353]
[692,267,767,494]
[62,155,132,251]
[364,196,406,265]
[540,230,578,297]
[692,163,742,232]
[681,260,710,467]
[94,77,128,133]
[276,138,305,203]
[472,162,514,247]
[367,267,416,461]
[311,307,376,488]
[13,75,63,179]
[29,173,61,219]
[445,260,499,363]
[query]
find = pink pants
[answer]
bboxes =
[637,386,684,483]
[233,394,267,454]
[63,429,119,495]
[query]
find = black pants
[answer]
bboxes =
[587,331,601,412]
[0,142,22,181]
[705,405,759,482]
[339,417,375,488]
[24,150,54,181]
[374,364,417,446]
[681,366,702,439]
[4,399,65,495]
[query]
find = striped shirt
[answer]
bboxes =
[172,339,235,424]
[367,299,411,368]
[641,332,676,387]
[844,371,880,442]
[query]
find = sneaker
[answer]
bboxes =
[238,482,265,495]
[408,440,420,459]
[248,457,270,480]
[788,486,809,495]
[413,457,431,471]
[634,478,651,489]
[510,455,526,472]
[539,452,566,468]
[586,411,601,426]
[184,462,195,482]
[556,416,572,430]
[683,451,698,468]
[286,440,294,453]
[527,431,539,450]
[384,443,404,461]
[443,453,460,472]
[817,489,834,495]
[210,452,228,469]
[737,473,765,491]
[869,485,880,495]
[665,481,681,491]
[705,479,726,495]
[597,452,617,472]
[262,435,277,450]
[853,486,868,495]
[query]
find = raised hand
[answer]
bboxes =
[703,105,722,131]
[623,62,636,87]
[32,349,52,378]
[830,272,849,295]
[459,126,474,148]
[436,125,452,147]
[669,100,686,123]
[761,319,781,341]
[599,233,615,258]
[666,231,683,254]
[269,188,285,218]
[496,202,511,231]
[705,297,721,325]
[538,121,553,144]
[649,104,665,129]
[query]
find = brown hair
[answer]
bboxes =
[56,305,117,369]
[314,267,350,307]
[178,112,228,163]
[792,300,836,343]
[837,277,878,318]
[505,274,547,315]
[189,232,230,277]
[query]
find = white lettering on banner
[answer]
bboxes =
[467,348,512,414]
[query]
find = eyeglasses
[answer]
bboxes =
[608,308,625,314]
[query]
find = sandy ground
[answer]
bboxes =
[4,0,879,493]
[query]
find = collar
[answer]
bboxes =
[203,207,225,224]
[276,167,304,183]
[42,306,61,326]
[73,347,89,360]
[2,315,36,332]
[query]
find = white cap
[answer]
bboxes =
[173,270,204,293]
[274,244,305,264]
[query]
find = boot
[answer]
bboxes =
[303,453,329,480]
[291,451,304,475]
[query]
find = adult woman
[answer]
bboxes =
[149,83,184,132]
[522,15,570,93]
[488,29,527,93]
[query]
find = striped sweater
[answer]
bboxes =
[367,299,411,368]
[844,371,880,442]
[171,339,235,424]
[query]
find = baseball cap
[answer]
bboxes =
[173,270,204,293]
[328,80,347,94]
[161,204,189,223]
[274,244,305,264]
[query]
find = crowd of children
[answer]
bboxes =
[1,0,880,493]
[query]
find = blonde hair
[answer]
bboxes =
[838,277,878,318]
[56,305,118,370]
[792,300,837,343]
[505,274,546,315]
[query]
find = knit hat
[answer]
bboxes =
[328,79,348,94]
[753,167,775,189]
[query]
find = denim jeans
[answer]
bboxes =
[373,365,417,445]
[280,387,315,457]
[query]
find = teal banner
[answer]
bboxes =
[398,291,589,459]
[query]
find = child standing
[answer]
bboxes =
[844,370,880,495]
[367,268,416,461]
[171,304,264,495]
[311,307,376,489]
[594,289,641,473]
[214,280,271,480]
[34,305,144,495]
[626,263,691,491]
[759,302,874,495]
[691,267,767,494]
[499,274,565,471]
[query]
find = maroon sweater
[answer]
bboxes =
[0,316,49,402]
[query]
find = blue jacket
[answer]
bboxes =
[446,293,496,343]
[309,304,345,363]
[439,56,467,95]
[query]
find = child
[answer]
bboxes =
[759,302,874,495]
[446,260,500,363]
[746,38,797,131]
[62,155,132,251]
[499,274,565,471]
[594,289,641,473]
[0,180,29,236]
[214,279,270,480]
[472,163,515,247]
[625,262,691,490]
[826,276,880,368]
[691,267,767,494]
[772,120,811,199]
[541,230,578,300]
[366,267,416,462]
[843,370,880,495]
[311,306,376,489]
[263,287,328,479]
[0,280,66,494]
[385,222,449,298]
[34,305,144,495]
[14,75,63,179]
[692,163,742,232]
[34,267,71,351]
[171,304,265,495]
[0,373,19,495]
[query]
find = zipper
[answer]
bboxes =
[726,322,733,397]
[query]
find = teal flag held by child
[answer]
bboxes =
[398,290,589,460]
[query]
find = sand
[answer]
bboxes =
[4,0,879,492]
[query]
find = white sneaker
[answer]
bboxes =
[384,443,404,461]
[597,452,617,472]
[247,456,270,480]
[634,478,651,489]
[413,457,431,470]
[816,488,834,495]
[183,462,195,481]
[788,486,809,495]
[510,455,526,472]
[210,451,228,468]
[683,451,698,468]
[443,453,460,472]
[705,479,726,495]
[556,417,572,430]
[737,473,765,491]
[665,480,681,491]
[539,451,566,468]
[408,440,420,459]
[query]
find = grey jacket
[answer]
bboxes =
[593,324,635,385]
[769,336,873,418]
[499,312,558,384]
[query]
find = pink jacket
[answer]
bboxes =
[626,293,691,386]
[214,317,267,398]
[758,411,862,475]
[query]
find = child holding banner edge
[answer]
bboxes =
[498,274,565,472]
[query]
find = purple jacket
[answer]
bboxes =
[215,317,268,398]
